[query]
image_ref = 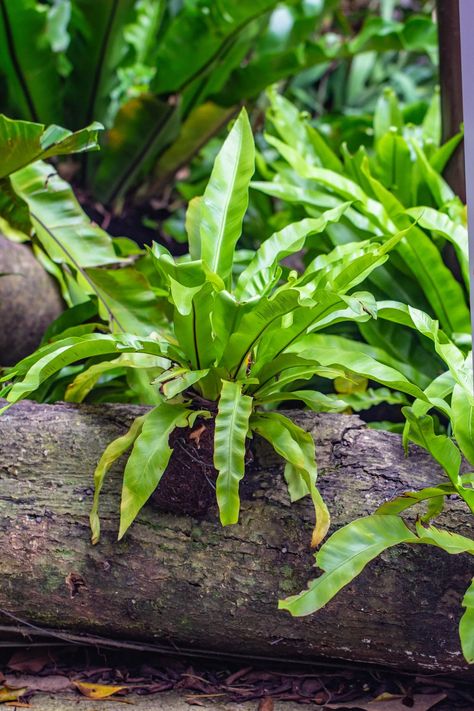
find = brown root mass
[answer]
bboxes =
[151,419,218,518]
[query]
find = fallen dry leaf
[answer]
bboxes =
[73,681,127,699]
[0,686,27,704]
[325,691,447,711]
[7,650,50,674]
[5,675,70,693]
[189,424,206,447]
[258,698,274,711]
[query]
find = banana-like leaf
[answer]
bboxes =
[150,0,279,95]
[235,203,350,299]
[0,115,102,179]
[93,94,180,204]
[124,0,165,65]
[214,380,253,525]
[11,162,117,267]
[0,0,62,123]
[151,102,237,191]
[200,109,254,286]
[119,401,190,539]
[10,161,120,308]
[221,14,437,104]
[251,411,328,546]
[0,175,30,233]
[87,267,167,336]
[90,414,146,544]
[66,0,136,129]
[460,579,474,664]
[279,514,417,616]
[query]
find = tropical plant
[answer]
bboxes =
[1,109,427,550]
[0,0,437,213]
[280,301,474,663]
[252,87,468,393]
[286,0,438,138]
[0,113,136,307]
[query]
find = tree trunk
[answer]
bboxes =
[0,401,472,674]
[437,0,465,200]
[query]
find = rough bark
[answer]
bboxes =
[0,401,472,674]
[0,237,63,366]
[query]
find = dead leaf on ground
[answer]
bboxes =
[258,698,274,711]
[0,686,27,704]
[73,681,127,699]
[5,674,70,693]
[7,650,51,674]
[325,691,447,711]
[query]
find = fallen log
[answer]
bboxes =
[0,401,472,674]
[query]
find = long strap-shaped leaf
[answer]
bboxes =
[235,203,350,299]
[460,578,474,664]
[250,411,329,547]
[119,401,190,539]
[214,380,253,525]
[3,333,174,404]
[200,109,255,286]
[280,515,418,616]
[90,414,146,544]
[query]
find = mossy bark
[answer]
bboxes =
[0,401,472,673]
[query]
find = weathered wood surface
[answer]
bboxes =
[0,237,63,365]
[0,401,472,673]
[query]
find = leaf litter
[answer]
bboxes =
[0,646,472,708]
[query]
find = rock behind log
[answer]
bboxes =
[0,236,63,365]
